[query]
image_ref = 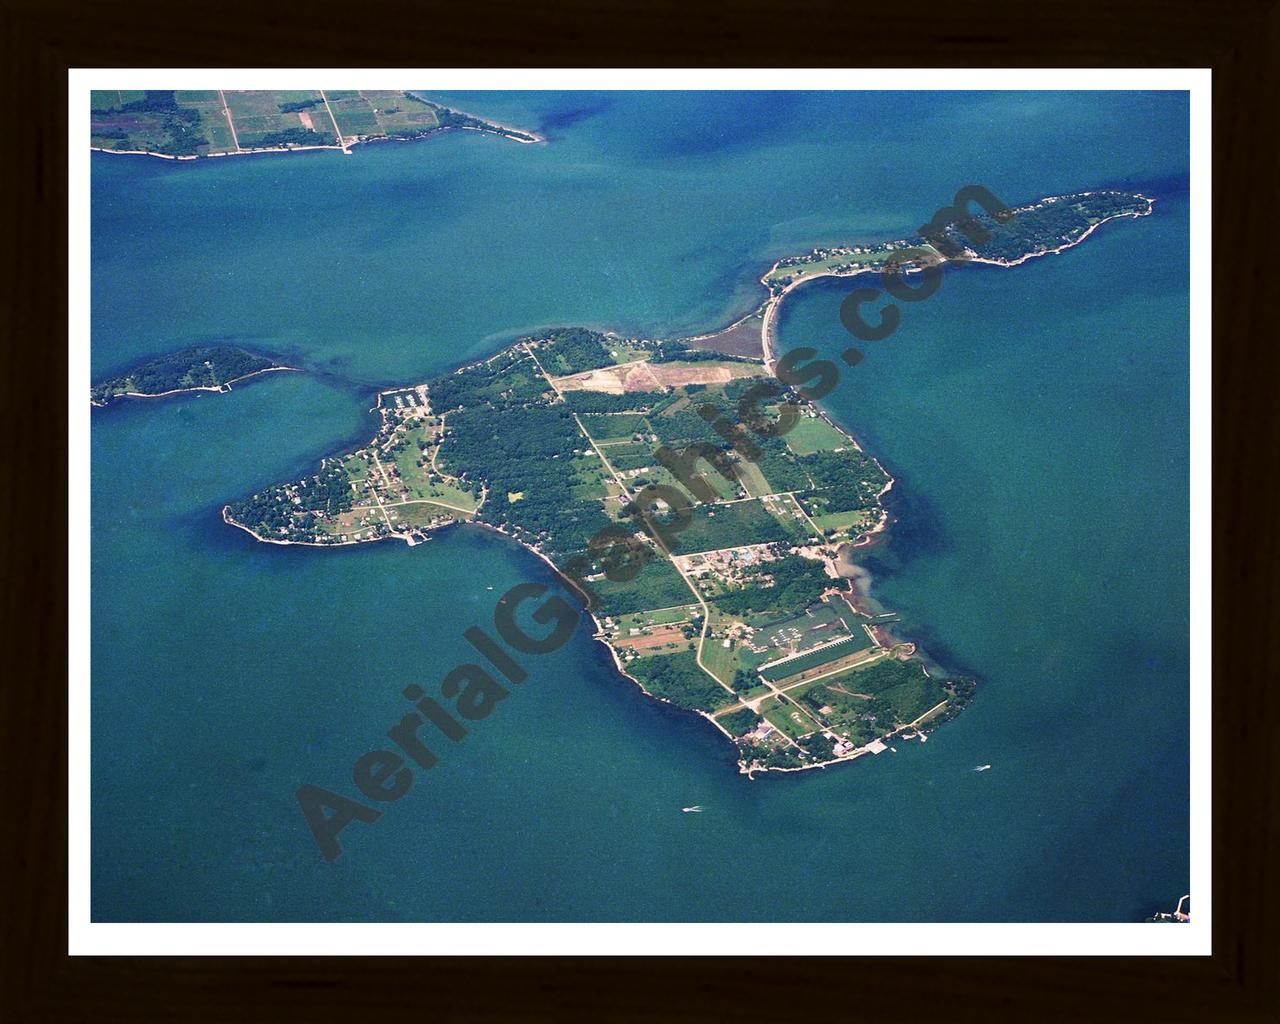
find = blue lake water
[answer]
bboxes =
[91,90,1190,921]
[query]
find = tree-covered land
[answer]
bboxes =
[91,346,280,404]
[529,327,617,376]
[222,321,968,774]
[939,191,1153,264]
[89,90,210,156]
[628,651,736,712]
[794,658,950,744]
[764,190,1152,288]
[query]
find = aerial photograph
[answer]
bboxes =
[87,86,1192,926]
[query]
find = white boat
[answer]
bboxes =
[973,764,992,772]
[682,805,703,813]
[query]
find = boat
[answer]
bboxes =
[682,805,703,813]
[973,764,992,772]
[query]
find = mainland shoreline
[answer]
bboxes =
[91,104,543,165]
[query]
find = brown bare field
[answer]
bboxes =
[554,359,762,394]
[615,624,691,651]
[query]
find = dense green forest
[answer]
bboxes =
[225,461,353,543]
[718,708,761,736]
[932,191,1150,263]
[237,126,332,148]
[91,346,278,403]
[427,351,549,411]
[796,449,889,515]
[531,327,616,376]
[430,349,619,557]
[628,651,735,713]
[563,391,657,414]
[442,402,616,556]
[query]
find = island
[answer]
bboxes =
[90,345,294,406]
[213,186,1148,775]
[222,324,970,774]
[691,189,1154,358]
[90,90,541,160]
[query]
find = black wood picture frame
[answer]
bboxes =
[3,0,1276,1019]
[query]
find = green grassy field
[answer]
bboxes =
[765,247,907,286]
[784,416,852,456]
[812,509,873,534]
[732,457,773,498]
[699,634,740,685]
[581,413,651,442]
[598,442,658,472]
[616,606,696,631]
[90,89,463,158]
[359,91,441,136]
[765,494,822,541]
[222,91,336,148]
[386,426,481,511]
[568,455,611,501]
[325,94,382,137]
[171,91,236,152]
[758,696,820,740]
[638,462,742,503]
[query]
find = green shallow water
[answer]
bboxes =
[91,91,1189,921]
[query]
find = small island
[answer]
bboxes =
[90,90,541,160]
[90,345,293,406]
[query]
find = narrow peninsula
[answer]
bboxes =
[90,90,541,160]
[219,186,1151,775]
[692,189,1154,359]
[90,345,293,406]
